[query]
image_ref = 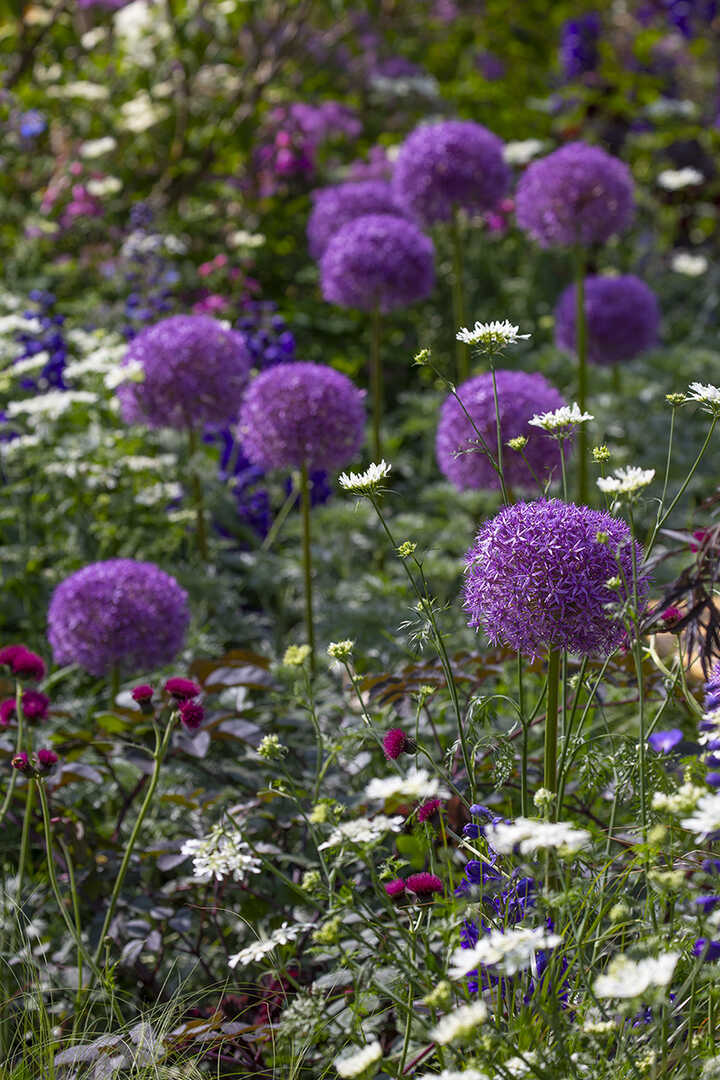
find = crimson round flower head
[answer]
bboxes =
[515,141,635,248]
[0,645,27,669]
[436,371,567,491]
[179,700,204,731]
[320,213,435,313]
[392,120,510,225]
[21,691,50,721]
[237,362,365,472]
[36,748,58,774]
[131,684,154,704]
[11,752,31,774]
[464,499,647,657]
[47,560,189,678]
[0,700,14,727]
[383,728,414,760]
[555,275,660,366]
[384,878,406,899]
[405,872,443,899]
[417,798,442,824]
[308,180,408,259]
[11,649,45,681]
[117,314,252,430]
[165,677,201,701]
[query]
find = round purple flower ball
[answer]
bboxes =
[436,371,567,492]
[392,120,510,225]
[515,141,635,248]
[237,362,365,471]
[320,214,435,313]
[554,274,660,366]
[464,499,648,657]
[307,180,408,260]
[47,559,190,677]
[117,315,252,430]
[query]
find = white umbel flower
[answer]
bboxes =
[528,402,593,436]
[681,791,720,837]
[597,466,655,496]
[652,781,707,815]
[339,460,392,495]
[180,823,262,883]
[364,767,448,804]
[228,922,309,968]
[456,320,530,349]
[318,815,404,850]
[449,926,562,979]
[430,1000,489,1044]
[594,952,679,998]
[334,1040,382,1077]
[80,137,117,159]
[658,167,703,191]
[686,382,720,415]
[503,139,545,166]
[671,252,708,276]
[485,817,591,856]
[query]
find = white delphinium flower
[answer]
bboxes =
[339,460,392,495]
[597,466,655,496]
[658,167,704,190]
[334,1041,382,1078]
[681,791,720,836]
[87,177,123,198]
[180,823,261,883]
[485,817,591,856]
[503,139,546,166]
[80,137,117,159]
[671,252,708,276]
[228,922,309,968]
[6,390,97,419]
[594,952,679,998]
[318,815,404,850]
[527,402,593,438]
[449,926,562,979]
[652,781,707,814]
[686,382,720,416]
[456,320,530,350]
[364,767,448,804]
[430,1000,488,1044]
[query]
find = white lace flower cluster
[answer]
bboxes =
[449,926,562,979]
[594,952,679,998]
[334,1040,382,1077]
[364,767,448,804]
[658,167,703,190]
[430,1000,488,1044]
[652,781,707,815]
[681,791,720,837]
[597,466,655,496]
[485,817,591,856]
[456,320,530,350]
[318,814,404,851]
[228,921,310,969]
[180,823,262,884]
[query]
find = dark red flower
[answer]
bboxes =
[383,728,412,760]
[405,872,443,899]
[0,645,26,669]
[22,691,50,720]
[0,700,15,727]
[179,700,204,731]
[36,748,58,772]
[417,798,442,824]
[165,677,201,701]
[11,752,31,774]
[11,650,46,681]
[384,878,406,899]
[131,684,154,703]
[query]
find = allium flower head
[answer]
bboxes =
[117,314,251,429]
[320,214,435,313]
[237,362,365,472]
[515,141,635,248]
[464,499,647,657]
[47,560,189,677]
[436,371,567,491]
[554,275,660,366]
[392,120,510,225]
[307,180,407,259]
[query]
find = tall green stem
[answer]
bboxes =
[300,462,316,676]
[544,650,561,800]
[370,307,382,461]
[575,250,588,504]
[0,682,24,828]
[450,207,468,383]
[187,426,208,561]
[17,780,34,901]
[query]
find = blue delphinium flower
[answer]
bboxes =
[559,13,601,79]
[19,111,46,138]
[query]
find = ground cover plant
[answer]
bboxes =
[3,1,720,1077]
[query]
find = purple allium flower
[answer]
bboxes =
[21,691,50,721]
[237,362,365,472]
[693,938,720,961]
[648,729,684,753]
[47,560,189,678]
[179,700,204,731]
[320,214,435,313]
[308,181,408,259]
[405,872,443,899]
[464,499,647,657]
[436,371,567,492]
[560,13,601,79]
[515,142,635,249]
[554,275,660,366]
[165,677,201,701]
[11,650,45,681]
[117,315,251,430]
[383,728,410,760]
[384,878,406,898]
[417,798,442,823]
[391,120,510,225]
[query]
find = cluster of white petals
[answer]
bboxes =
[449,926,562,979]
[594,953,679,998]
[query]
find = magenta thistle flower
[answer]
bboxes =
[383,728,411,760]
[117,314,251,430]
[392,120,510,226]
[36,748,58,772]
[11,752,31,774]
[179,700,204,731]
[0,645,27,669]
[554,275,660,366]
[237,362,366,472]
[0,701,14,727]
[436,371,567,492]
[11,649,46,681]
[131,684,154,703]
[320,213,435,313]
[308,180,408,259]
[464,499,647,657]
[405,872,444,899]
[165,677,201,701]
[20,691,50,721]
[48,560,189,678]
[515,141,635,248]
[417,798,442,824]
[384,878,407,899]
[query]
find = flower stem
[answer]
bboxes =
[16,779,34,901]
[370,306,383,461]
[450,207,468,384]
[187,425,208,561]
[575,249,588,504]
[0,682,24,828]
[544,650,561,802]
[300,462,316,676]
